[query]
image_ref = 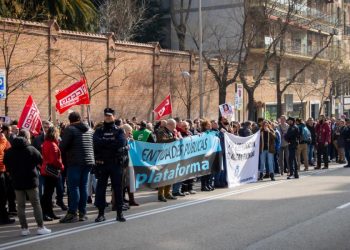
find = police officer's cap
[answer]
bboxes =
[104,108,115,116]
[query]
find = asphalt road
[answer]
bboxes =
[1,165,350,250]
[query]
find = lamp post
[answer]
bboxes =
[198,0,204,118]
[182,70,192,119]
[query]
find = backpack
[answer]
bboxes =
[301,126,312,143]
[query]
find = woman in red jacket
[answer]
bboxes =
[40,126,64,221]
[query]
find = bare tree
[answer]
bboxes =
[53,41,127,100]
[99,0,149,41]
[0,19,48,115]
[172,64,217,119]
[170,0,192,51]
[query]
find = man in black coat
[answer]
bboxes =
[343,119,350,168]
[4,130,51,235]
[94,108,128,223]
[59,112,95,223]
[285,117,300,179]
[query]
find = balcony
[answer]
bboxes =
[251,42,337,61]
[250,0,339,35]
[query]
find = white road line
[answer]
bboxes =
[0,166,341,250]
[336,202,350,209]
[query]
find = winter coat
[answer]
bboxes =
[337,126,346,148]
[3,137,42,190]
[341,126,350,146]
[40,139,64,176]
[306,124,316,145]
[260,129,276,154]
[32,133,45,153]
[277,123,289,147]
[315,122,331,146]
[60,122,95,167]
[93,122,128,164]
[285,124,299,149]
[0,136,11,172]
[156,127,176,143]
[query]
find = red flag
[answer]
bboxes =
[55,79,90,114]
[18,96,42,136]
[154,94,172,120]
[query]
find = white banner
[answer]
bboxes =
[225,131,260,188]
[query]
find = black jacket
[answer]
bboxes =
[93,122,128,164]
[32,133,45,153]
[4,137,42,190]
[342,126,350,145]
[285,124,299,149]
[306,124,316,145]
[60,122,95,167]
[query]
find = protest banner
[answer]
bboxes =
[55,78,90,114]
[129,132,221,189]
[224,131,260,188]
[153,94,172,120]
[18,96,42,136]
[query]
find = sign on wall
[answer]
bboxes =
[0,69,6,99]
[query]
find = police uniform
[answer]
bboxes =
[93,109,128,222]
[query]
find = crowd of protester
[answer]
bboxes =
[1,108,350,236]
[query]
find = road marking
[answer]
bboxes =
[0,166,341,250]
[336,202,350,209]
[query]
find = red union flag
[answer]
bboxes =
[18,96,42,136]
[154,94,172,120]
[55,78,90,114]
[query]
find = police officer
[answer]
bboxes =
[94,108,128,223]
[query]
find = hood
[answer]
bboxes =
[72,122,90,132]
[299,123,306,128]
[11,137,30,149]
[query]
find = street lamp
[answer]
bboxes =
[198,0,204,118]
[181,71,192,119]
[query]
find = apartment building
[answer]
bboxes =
[159,0,348,120]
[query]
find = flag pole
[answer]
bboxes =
[87,104,92,128]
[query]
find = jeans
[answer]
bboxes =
[308,144,314,163]
[15,188,43,229]
[259,150,274,174]
[38,175,45,198]
[41,175,57,215]
[0,172,8,218]
[87,173,97,197]
[278,146,289,174]
[317,144,329,168]
[274,152,280,174]
[172,182,182,194]
[345,143,350,165]
[288,146,298,177]
[67,165,91,215]
[95,164,123,213]
[55,175,64,203]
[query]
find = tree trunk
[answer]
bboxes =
[4,97,8,116]
[178,33,185,51]
[276,88,283,118]
[247,88,256,121]
[276,60,283,118]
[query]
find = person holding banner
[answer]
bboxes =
[155,119,178,202]
[200,120,215,191]
[258,121,276,181]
